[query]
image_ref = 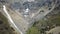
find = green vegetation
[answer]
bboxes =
[27,11,60,34]
[27,27,40,34]
[0,12,17,34]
